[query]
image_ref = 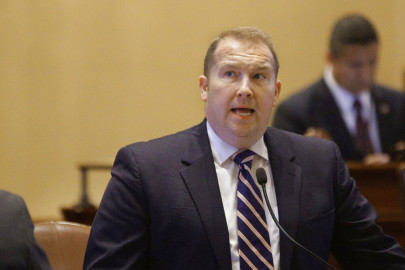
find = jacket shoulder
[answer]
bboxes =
[267,127,340,165]
[124,123,203,151]
[278,78,326,108]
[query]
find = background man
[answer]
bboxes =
[273,14,405,161]
[0,190,51,270]
[84,27,405,269]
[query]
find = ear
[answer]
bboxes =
[199,75,208,101]
[325,51,335,65]
[272,80,282,107]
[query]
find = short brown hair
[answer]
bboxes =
[203,27,280,77]
[330,14,378,57]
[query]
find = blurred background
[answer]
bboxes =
[1,0,404,221]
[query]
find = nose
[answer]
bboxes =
[236,76,253,98]
[358,65,375,87]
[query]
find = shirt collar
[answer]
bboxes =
[324,66,372,117]
[206,121,269,166]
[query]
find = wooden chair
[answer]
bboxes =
[34,221,91,270]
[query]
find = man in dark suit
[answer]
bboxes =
[84,27,405,269]
[0,190,51,270]
[273,14,405,161]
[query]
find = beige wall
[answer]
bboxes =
[1,0,404,220]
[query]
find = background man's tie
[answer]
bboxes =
[353,99,373,158]
[232,149,274,270]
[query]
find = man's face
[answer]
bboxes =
[199,37,281,149]
[329,43,378,94]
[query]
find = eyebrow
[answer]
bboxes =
[218,61,272,70]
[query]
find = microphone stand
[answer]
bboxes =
[259,182,337,270]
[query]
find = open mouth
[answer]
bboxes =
[231,108,255,116]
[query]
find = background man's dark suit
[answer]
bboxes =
[0,190,51,270]
[84,120,405,270]
[272,78,405,160]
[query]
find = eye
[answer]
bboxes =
[349,62,362,69]
[253,73,266,80]
[224,71,235,77]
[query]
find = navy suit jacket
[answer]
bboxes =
[84,120,405,269]
[272,78,405,160]
[0,190,51,270]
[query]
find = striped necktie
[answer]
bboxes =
[232,149,274,270]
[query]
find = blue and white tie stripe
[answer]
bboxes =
[232,149,274,270]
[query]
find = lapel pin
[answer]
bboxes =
[378,103,390,115]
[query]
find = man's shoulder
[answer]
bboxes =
[373,84,405,100]
[118,121,207,158]
[0,190,24,206]
[267,127,336,151]
[0,190,28,227]
[273,77,331,131]
[129,123,202,145]
[266,126,339,163]
[278,78,327,107]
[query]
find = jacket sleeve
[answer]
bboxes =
[84,146,150,269]
[331,143,405,269]
[0,191,51,270]
[21,197,52,270]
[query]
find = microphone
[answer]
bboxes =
[255,168,337,270]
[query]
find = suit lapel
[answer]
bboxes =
[314,80,356,159]
[180,121,232,270]
[178,122,304,270]
[265,128,302,270]
[372,86,394,152]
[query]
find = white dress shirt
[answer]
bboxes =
[324,66,382,153]
[207,122,280,270]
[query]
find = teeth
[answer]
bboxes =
[234,109,253,116]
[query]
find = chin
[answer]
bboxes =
[229,139,254,150]
[354,83,373,92]
[230,128,254,138]
[233,132,263,149]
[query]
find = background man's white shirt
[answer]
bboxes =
[324,66,382,153]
